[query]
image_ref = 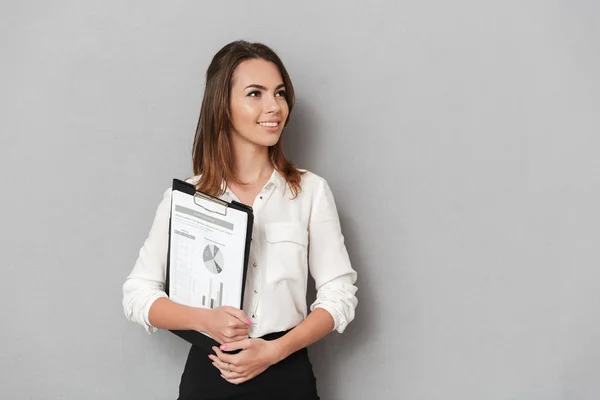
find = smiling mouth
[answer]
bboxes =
[257,122,280,127]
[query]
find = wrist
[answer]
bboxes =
[270,337,292,364]
[190,307,211,332]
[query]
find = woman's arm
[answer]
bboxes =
[211,176,358,383]
[148,297,209,331]
[149,298,251,343]
[209,308,334,385]
[272,177,358,357]
[122,187,250,343]
[122,188,173,334]
[271,308,334,362]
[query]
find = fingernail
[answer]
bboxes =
[246,317,252,324]
[220,344,227,350]
[220,374,224,378]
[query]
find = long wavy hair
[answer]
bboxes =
[191,40,303,198]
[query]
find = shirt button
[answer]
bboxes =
[253,263,257,268]
[252,314,256,318]
[253,290,258,294]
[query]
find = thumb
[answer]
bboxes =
[224,306,251,325]
[220,338,250,352]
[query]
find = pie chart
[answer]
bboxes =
[203,244,224,274]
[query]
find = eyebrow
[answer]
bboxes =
[244,83,286,91]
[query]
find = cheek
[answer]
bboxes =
[231,103,259,128]
[282,105,290,122]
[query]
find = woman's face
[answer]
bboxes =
[229,58,289,149]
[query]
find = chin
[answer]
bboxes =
[254,134,282,148]
[231,129,282,148]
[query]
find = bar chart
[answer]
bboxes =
[201,279,224,309]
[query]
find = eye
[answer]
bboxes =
[276,90,286,98]
[247,91,261,97]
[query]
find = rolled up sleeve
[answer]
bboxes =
[122,188,171,334]
[308,178,358,333]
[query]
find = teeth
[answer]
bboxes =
[258,122,279,127]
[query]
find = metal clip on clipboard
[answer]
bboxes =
[193,191,229,216]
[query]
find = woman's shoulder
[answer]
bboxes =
[160,175,201,192]
[157,175,200,199]
[295,169,340,208]
[183,174,202,185]
[185,175,202,185]
[297,169,331,193]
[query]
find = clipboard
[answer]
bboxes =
[165,179,254,349]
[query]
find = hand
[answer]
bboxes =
[200,306,251,344]
[208,338,281,385]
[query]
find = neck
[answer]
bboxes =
[230,138,273,184]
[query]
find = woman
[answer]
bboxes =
[122,40,358,400]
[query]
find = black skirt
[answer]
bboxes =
[177,331,320,400]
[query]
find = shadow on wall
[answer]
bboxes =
[282,98,318,169]
[283,99,373,395]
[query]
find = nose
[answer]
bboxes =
[265,94,281,114]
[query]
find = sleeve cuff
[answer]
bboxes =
[310,303,348,333]
[142,292,169,335]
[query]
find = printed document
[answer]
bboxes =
[169,190,249,310]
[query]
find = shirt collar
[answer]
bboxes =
[268,168,287,193]
[222,168,287,197]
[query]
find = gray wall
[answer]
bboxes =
[2,1,599,399]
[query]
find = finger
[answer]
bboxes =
[223,306,252,326]
[221,334,249,344]
[212,346,236,364]
[221,326,249,339]
[223,376,248,385]
[220,368,247,384]
[225,319,249,330]
[210,358,244,379]
[209,356,236,374]
[216,328,249,344]
[210,358,225,372]
[211,357,251,381]
[215,364,244,382]
[219,338,250,352]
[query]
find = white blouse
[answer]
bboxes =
[122,169,358,338]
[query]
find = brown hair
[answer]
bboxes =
[191,40,303,197]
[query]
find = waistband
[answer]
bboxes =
[258,329,292,342]
[192,329,295,355]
